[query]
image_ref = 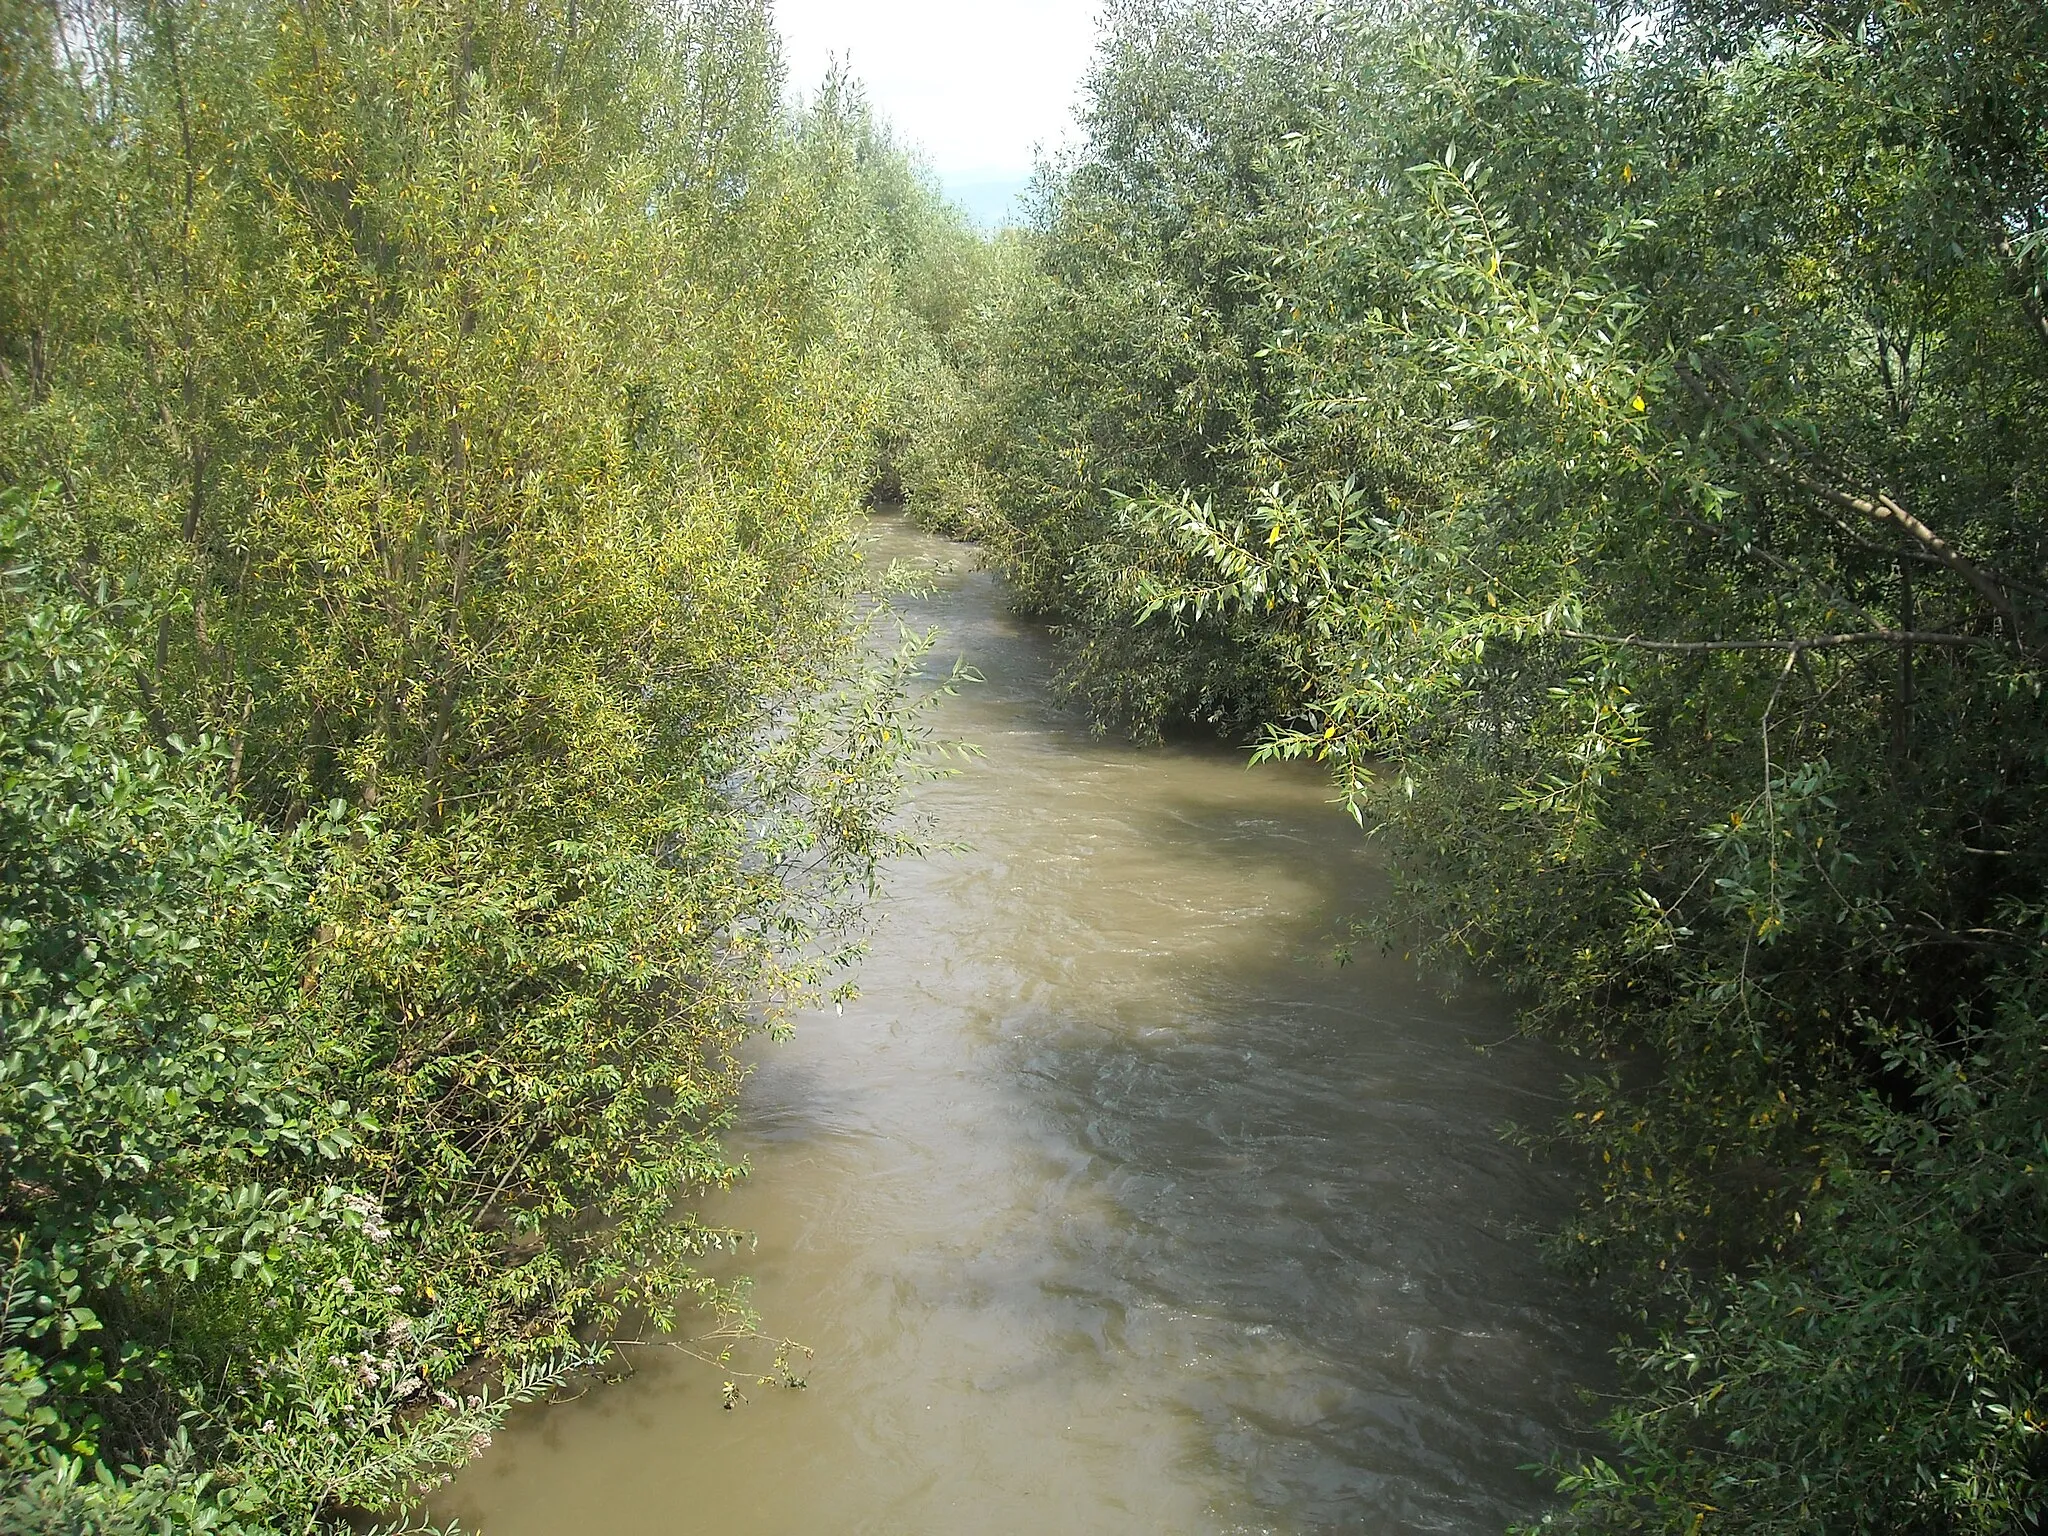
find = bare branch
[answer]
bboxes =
[1676,359,2038,646]
[1763,451,2023,634]
[1560,629,1992,654]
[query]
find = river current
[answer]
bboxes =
[440,515,1611,1535]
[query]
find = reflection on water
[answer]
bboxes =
[438,515,1610,1535]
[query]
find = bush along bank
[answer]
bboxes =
[0,0,978,1528]
[970,0,2048,1529]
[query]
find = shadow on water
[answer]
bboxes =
[436,514,1614,1536]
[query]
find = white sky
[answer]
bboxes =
[774,0,1103,218]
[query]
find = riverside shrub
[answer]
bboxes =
[978,0,2048,1527]
[0,0,968,1527]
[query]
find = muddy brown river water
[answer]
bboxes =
[439,515,1611,1535]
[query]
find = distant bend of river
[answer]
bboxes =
[440,513,1611,1536]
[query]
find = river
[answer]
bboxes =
[439,514,1611,1535]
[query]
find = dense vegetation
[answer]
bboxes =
[973,0,2048,1528]
[0,0,977,1528]
[10,0,2048,1527]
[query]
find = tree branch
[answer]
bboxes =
[1676,359,2037,647]
[1763,450,2022,633]
[1560,629,1991,654]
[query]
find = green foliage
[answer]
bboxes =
[1548,972,2048,1534]
[0,512,330,1300]
[790,70,1018,536]
[0,0,967,1526]
[0,493,521,1531]
[983,0,2048,1526]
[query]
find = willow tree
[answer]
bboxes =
[2,0,962,1527]
[987,0,2048,1526]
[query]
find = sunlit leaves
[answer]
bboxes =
[1,0,959,1527]
[976,0,2048,1528]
